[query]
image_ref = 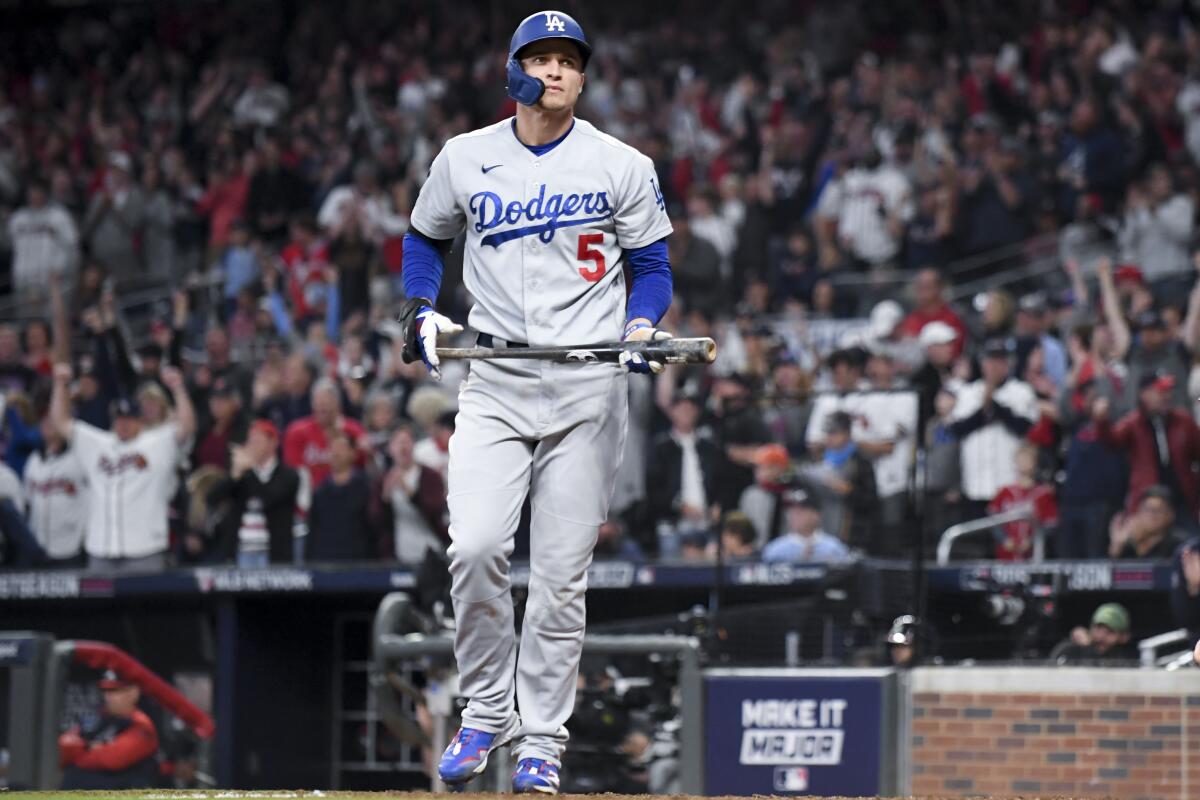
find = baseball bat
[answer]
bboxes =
[436,337,717,365]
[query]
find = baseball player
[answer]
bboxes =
[49,364,196,571]
[398,10,674,793]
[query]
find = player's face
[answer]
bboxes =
[520,40,585,112]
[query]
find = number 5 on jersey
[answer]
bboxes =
[577,233,605,282]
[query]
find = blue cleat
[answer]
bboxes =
[437,725,514,786]
[512,758,560,794]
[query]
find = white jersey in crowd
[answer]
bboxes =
[817,165,914,264]
[805,390,919,499]
[6,203,79,293]
[317,186,410,239]
[949,378,1039,502]
[24,447,88,559]
[71,422,182,559]
[390,473,442,565]
[411,117,673,346]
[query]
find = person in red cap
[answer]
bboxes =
[59,670,159,790]
[1093,372,1200,524]
[737,443,792,548]
[1097,258,1194,410]
[209,418,301,566]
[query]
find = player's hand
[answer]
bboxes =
[399,297,463,381]
[53,363,73,384]
[620,320,673,375]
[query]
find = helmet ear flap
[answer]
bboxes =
[506,57,546,106]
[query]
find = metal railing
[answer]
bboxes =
[1138,628,1192,668]
[935,507,1040,564]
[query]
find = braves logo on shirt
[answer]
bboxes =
[469,186,612,248]
[97,453,149,476]
[28,478,79,496]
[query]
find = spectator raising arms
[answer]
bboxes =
[49,363,195,572]
[1093,376,1200,525]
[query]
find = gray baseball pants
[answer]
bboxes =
[446,357,627,765]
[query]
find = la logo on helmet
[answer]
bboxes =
[543,13,566,32]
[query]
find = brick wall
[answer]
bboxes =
[908,669,1199,800]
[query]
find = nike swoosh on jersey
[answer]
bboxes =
[481,164,503,174]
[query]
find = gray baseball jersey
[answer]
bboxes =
[411,116,672,765]
[410,117,673,345]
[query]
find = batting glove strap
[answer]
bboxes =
[619,327,673,375]
[623,320,654,340]
[400,297,464,380]
[399,297,435,365]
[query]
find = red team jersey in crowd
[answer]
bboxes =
[988,483,1059,561]
[278,240,331,319]
[898,306,969,358]
[282,416,366,489]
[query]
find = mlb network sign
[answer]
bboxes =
[704,671,896,796]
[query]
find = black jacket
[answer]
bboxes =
[308,470,374,561]
[209,462,301,563]
[647,429,723,527]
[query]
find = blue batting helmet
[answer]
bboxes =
[506,10,591,106]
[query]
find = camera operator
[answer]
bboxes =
[1048,603,1136,664]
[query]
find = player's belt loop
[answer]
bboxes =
[477,333,529,349]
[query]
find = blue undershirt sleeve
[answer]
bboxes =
[402,229,450,302]
[624,238,673,325]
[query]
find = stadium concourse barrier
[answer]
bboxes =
[0,558,1186,792]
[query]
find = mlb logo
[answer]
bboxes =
[774,766,809,792]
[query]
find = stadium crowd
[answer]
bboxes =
[3,0,1200,626]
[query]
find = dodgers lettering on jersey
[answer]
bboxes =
[411,118,673,346]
